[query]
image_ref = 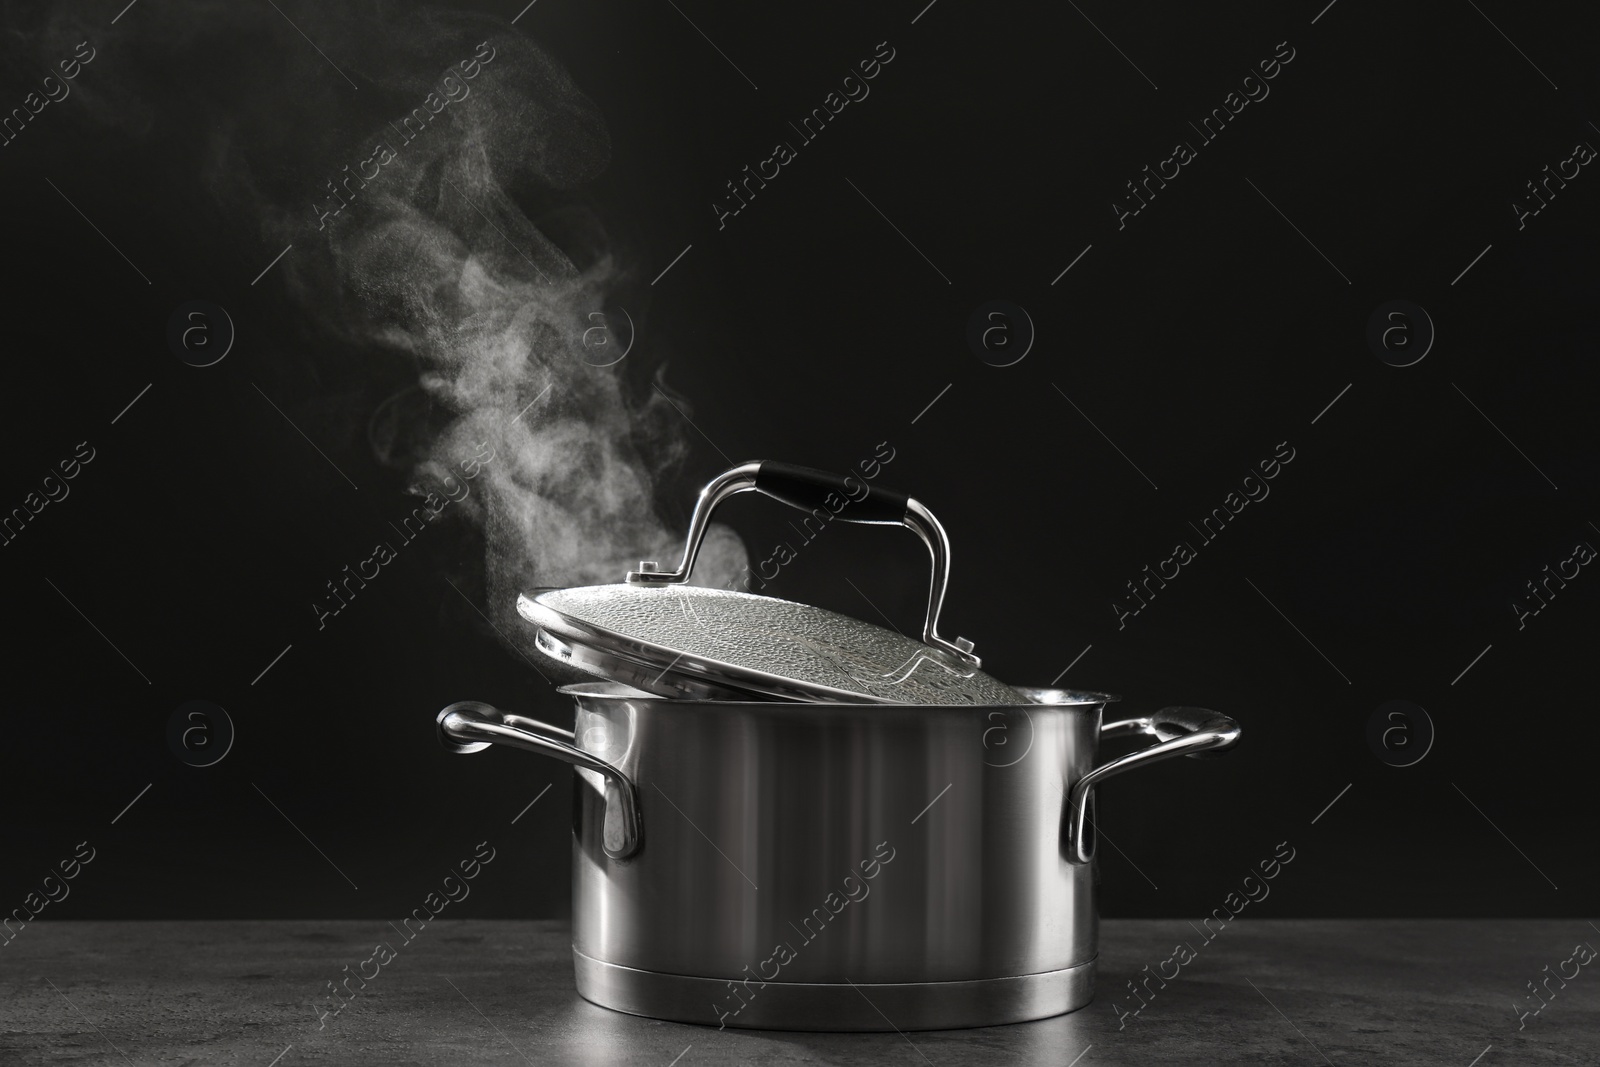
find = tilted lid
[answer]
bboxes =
[521,461,1023,705]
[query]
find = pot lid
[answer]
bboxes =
[521,461,1023,705]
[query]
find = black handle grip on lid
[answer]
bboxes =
[753,462,909,525]
[625,460,980,665]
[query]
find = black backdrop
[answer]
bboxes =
[2,0,1595,922]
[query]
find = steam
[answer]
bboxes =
[13,3,746,639]
[280,30,749,624]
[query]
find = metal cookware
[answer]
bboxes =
[437,686,1239,1029]
[520,461,1022,705]
[434,461,1243,1030]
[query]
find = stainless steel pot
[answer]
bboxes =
[437,683,1239,1030]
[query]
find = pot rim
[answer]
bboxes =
[558,681,1121,709]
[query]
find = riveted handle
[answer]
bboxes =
[1065,707,1241,865]
[437,701,642,860]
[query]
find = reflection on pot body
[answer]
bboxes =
[439,688,1110,1027]
[711,841,898,1028]
[439,685,1240,1030]
[566,684,1102,992]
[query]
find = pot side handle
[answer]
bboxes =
[1064,707,1240,865]
[436,701,642,860]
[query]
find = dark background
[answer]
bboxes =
[2,0,1595,922]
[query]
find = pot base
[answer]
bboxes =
[572,948,1096,1031]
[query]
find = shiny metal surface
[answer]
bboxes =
[563,683,1105,990]
[437,701,643,860]
[601,460,979,694]
[900,497,976,662]
[1064,706,1242,865]
[624,461,761,586]
[436,684,1241,1029]
[571,949,1096,1032]
[520,585,1022,706]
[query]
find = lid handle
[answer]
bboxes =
[753,461,911,524]
[627,461,981,666]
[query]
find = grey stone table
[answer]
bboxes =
[3,920,1595,1065]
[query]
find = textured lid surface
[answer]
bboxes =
[522,583,1023,705]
